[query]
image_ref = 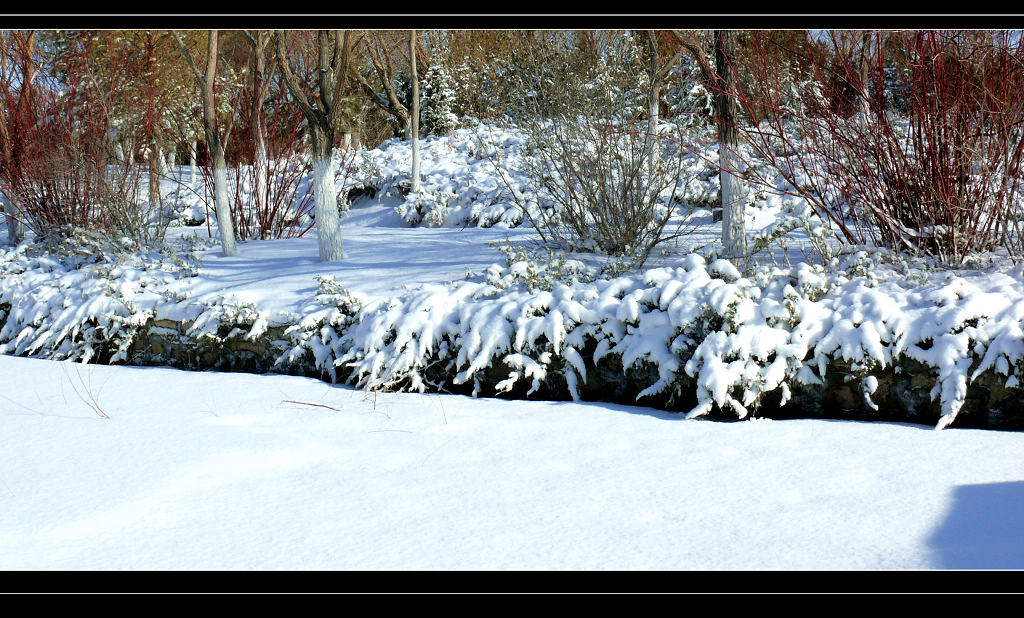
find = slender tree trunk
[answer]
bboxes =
[199,32,237,256]
[173,29,238,256]
[2,190,23,244]
[859,31,872,118]
[250,33,271,216]
[310,125,344,261]
[190,139,197,184]
[206,131,237,256]
[409,30,421,193]
[254,127,268,212]
[715,30,746,261]
[149,144,161,209]
[646,31,661,177]
[165,146,175,178]
[212,143,237,255]
[648,80,660,177]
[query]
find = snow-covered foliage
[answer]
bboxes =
[665,54,714,128]
[421,63,459,136]
[278,275,363,381]
[337,249,1024,430]
[344,125,540,228]
[337,122,722,232]
[3,225,1024,429]
[0,230,197,363]
[158,120,724,236]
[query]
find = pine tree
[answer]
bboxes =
[421,62,458,136]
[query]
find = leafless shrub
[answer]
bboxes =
[701,30,1024,264]
[0,31,170,246]
[491,32,695,268]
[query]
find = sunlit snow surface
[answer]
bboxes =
[2,354,1024,570]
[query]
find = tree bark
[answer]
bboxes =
[715,30,746,261]
[190,139,197,184]
[310,126,345,261]
[246,31,272,218]
[149,143,161,210]
[2,190,23,244]
[646,32,661,177]
[410,30,421,193]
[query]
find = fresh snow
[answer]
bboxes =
[183,197,538,314]
[2,354,1024,570]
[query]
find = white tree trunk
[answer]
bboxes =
[647,82,660,177]
[254,134,268,209]
[190,140,198,184]
[213,154,238,256]
[410,31,421,193]
[313,155,344,261]
[721,146,746,259]
[2,190,24,245]
[343,132,352,150]
[410,131,420,193]
[154,143,168,177]
[165,147,175,178]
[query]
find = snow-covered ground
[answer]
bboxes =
[179,197,539,313]
[2,354,1024,570]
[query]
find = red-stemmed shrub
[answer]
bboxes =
[697,30,1024,263]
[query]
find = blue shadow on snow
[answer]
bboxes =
[927,481,1024,569]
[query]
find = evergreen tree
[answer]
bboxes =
[420,62,457,135]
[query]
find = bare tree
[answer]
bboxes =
[350,31,429,136]
[409,30,420,193]
[352,32,406,129]
[172,29,238,257]
[274,29,353,261]
[242,30,274,216]
[644,31,683,177]
[714,30,745,260]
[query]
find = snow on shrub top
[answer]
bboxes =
[4,229,1024,430]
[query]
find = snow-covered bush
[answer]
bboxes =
[278,275,363,381]
[0,233,196,364]
[483,242,592,293]
[494,114,696,267]
[5,225,1024,430]
[341,125,541,228]
[337,248,1024,430]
